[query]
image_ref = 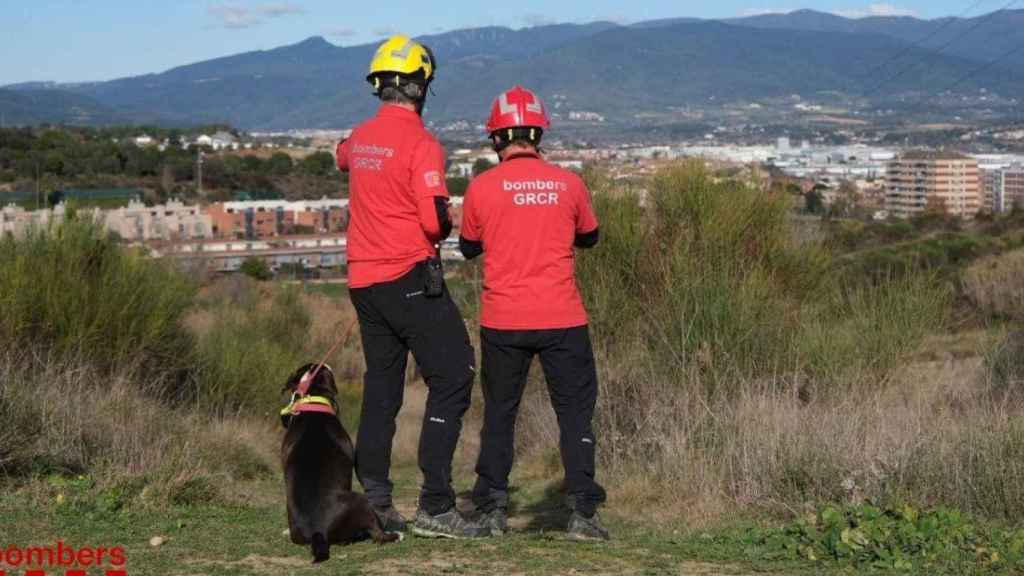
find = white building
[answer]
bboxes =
[103,198,212,241]
[210,131,238,151]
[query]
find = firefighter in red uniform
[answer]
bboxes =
[336,35,487,539]
[460,86,610,541]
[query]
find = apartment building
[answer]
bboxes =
[985,164,1024,213]
[104,198,212,241]
[1,203,71,237]
[207,198,348,239]
[885,151,981,219]
[2,199,211,241]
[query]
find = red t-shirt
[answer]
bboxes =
[461,152,599,330]
[337,105,448,288]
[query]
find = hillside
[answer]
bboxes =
[722,8,1024,67]
[2,11,1022,129]
[0,88,129,126]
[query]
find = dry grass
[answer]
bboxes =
[509,330,1024,527]
[0,351,278,505]
[963,248,1024,321]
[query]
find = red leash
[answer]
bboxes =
[297,317,360,397]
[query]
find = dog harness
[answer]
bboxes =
[280,319,359,427]
[279,394,338,429]
[281,395,337,417]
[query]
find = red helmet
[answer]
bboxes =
[485,85,551,134]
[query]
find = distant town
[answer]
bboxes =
[2,124,1022,278]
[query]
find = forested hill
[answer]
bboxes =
[3,10,1022,129]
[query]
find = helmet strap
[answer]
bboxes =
[372,73,429,114]
[491,128,543,157]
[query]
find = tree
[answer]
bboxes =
[298,152,336,178]
[472,157,494,177]
[44,151,66,177]
[242,155,264,174]
[267,152,293,176]
[447,177,469,197]
[240,257,272,281]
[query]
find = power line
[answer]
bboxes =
[858,0,990,79]
[861,0,1019,98]
[942,43,1024,92]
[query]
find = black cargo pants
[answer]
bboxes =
[472,325,607,517]
[349,262,476,515]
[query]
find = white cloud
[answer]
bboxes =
[592,14,632,25]
[523,13,557,27]
[325,26,357,39]
[371,26,398,37]
[738,8,789,17]
[833,3,918,18]
[258,3,304,17]
[208,2,304,29]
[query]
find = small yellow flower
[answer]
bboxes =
[56,493,65,504]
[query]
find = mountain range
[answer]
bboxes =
[3,9,1023,130]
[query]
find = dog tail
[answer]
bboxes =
[311,532,330,563]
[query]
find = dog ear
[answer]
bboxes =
[282,364,309,394]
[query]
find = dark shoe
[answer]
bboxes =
[567,511,610,541]
[480,507,508,537]
[411,508,490,539]
[373,505,408,533]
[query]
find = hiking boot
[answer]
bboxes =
[373,505,408,533]
[480,507,508,537]
[411,507,491,539]
[566,511,611,541]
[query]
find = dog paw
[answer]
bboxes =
[281,528,291,538]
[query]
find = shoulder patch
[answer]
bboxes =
[424,170,442,188]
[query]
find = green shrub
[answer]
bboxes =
[240,256,272,281]
[798,272,951,385]
[0,213,196,378]
[194,285,312,413]
[761,503,1020,572]
[578,162,943,392]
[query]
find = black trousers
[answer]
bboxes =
[349,262,475,515]
[472,325,607,517]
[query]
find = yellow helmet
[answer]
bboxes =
[367,35,436,92]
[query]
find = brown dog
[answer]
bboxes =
[281,363,399,563]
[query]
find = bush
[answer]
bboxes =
[963,250,1024,321]
[576,162,944,393]
[239,256,272,281]
[0,213,196,379]
[0,210,308,497]
[761,503,1020,571]
[194,283,312,413]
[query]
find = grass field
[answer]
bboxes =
[0,467,819,576]
[5,464,1019,575]
[4,374,1020,576]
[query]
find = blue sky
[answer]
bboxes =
[1,0,996,85]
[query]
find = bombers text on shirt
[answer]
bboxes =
[461,153,598,330]
[335,105,449,288]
